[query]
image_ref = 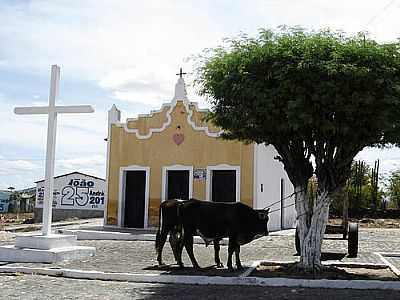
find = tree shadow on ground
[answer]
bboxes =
[320,252,346,261]
[143,264,245,277]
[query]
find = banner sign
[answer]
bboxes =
[35,173,106,211]
[193,168,207,180]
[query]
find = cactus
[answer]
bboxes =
[371,160,380,210]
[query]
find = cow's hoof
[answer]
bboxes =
[177,263,184,269]
[237,265,244,271]
[216,263,224,268]
[157,263,168,269]
[228,266,234,272]
[193,264,202,270]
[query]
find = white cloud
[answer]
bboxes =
[32,101,48,106]
[0,160,38,172]
[0,99,107,189]
[56,155,106,179]
[0,159,42,189]
[2,0,399,109]
[99,67,172,106]
[1,0,400,188]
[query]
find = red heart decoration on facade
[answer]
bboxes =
[173,133,184,145]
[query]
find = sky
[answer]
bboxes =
[0,0,400,190]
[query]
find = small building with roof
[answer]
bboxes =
[105,72,296,232]
[0,190,12,213]
[34,171,106,222]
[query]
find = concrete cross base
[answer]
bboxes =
[0,234,96,263]
[0,245,96,263]
[15,234,78,250]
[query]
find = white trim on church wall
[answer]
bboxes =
[118,165,150,228]
[253,144,258,209]
[105,105,121,227]
[121,100,223,139]
[206,164,240,202]
[161,165,193,202]
[184,101,223,138]
[118,75,223,139]
[123,102,175,139]
[254,144,295,231]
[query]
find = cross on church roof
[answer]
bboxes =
[176,67,187,78]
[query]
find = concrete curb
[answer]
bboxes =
[58,229,229,245]
[3,219,103,233]
[258,259,388,269]
[375,252,400,277]
[0,264,399,290]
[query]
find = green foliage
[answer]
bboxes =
[387,170,400,208]
[345,160,384,210]
[196,27,400,192]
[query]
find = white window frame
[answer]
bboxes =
[118,165,150,228]
[206,164,240,202]
[161,164,193,202]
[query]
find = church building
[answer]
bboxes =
[105,71,296,232]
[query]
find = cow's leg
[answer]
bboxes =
[156,225,170,266]
[227,238,236,271]
[213,239,223,268]
[183,234,201,269]
[169,228,184,267]
[234,244,243,270]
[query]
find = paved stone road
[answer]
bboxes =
[1,228,399,276]
[1,227,400,299]
[1,274,400,300]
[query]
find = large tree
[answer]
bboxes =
[196,28,400,271]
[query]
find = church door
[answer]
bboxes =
[167,170,190,200]
[124,170,146,228]
[211,170,236,202]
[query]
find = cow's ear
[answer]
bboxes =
[265,208,270,214]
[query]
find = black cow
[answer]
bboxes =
[155,199,223,268]
[160,198,270,271]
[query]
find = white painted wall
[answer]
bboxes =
[36,173,106,211]
[254,144,296,231]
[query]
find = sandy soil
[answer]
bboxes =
[329,218,400,228]
[253,263,399,281]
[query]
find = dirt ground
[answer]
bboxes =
[253,263,399,281]
[0,213,34,229]
[328,218,400,228]
[0,231,15,242]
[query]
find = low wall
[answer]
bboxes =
[34,208,103,223]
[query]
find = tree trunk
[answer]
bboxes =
[295,185,331,272]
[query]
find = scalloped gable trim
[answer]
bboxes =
[115,99,223,139]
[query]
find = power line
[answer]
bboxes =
[364,0,398,29]
[0,158,45,161]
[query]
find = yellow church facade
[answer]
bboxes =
[105,75,296,231]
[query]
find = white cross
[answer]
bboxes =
[14,65,94,236]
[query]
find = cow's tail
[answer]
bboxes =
[155,203,163,251]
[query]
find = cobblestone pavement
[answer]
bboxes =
[1,227,400,299]
[1,228,399,276]
[1,274,400,300]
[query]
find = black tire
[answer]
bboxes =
[295,226,301,255]
[348,222,359,257]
